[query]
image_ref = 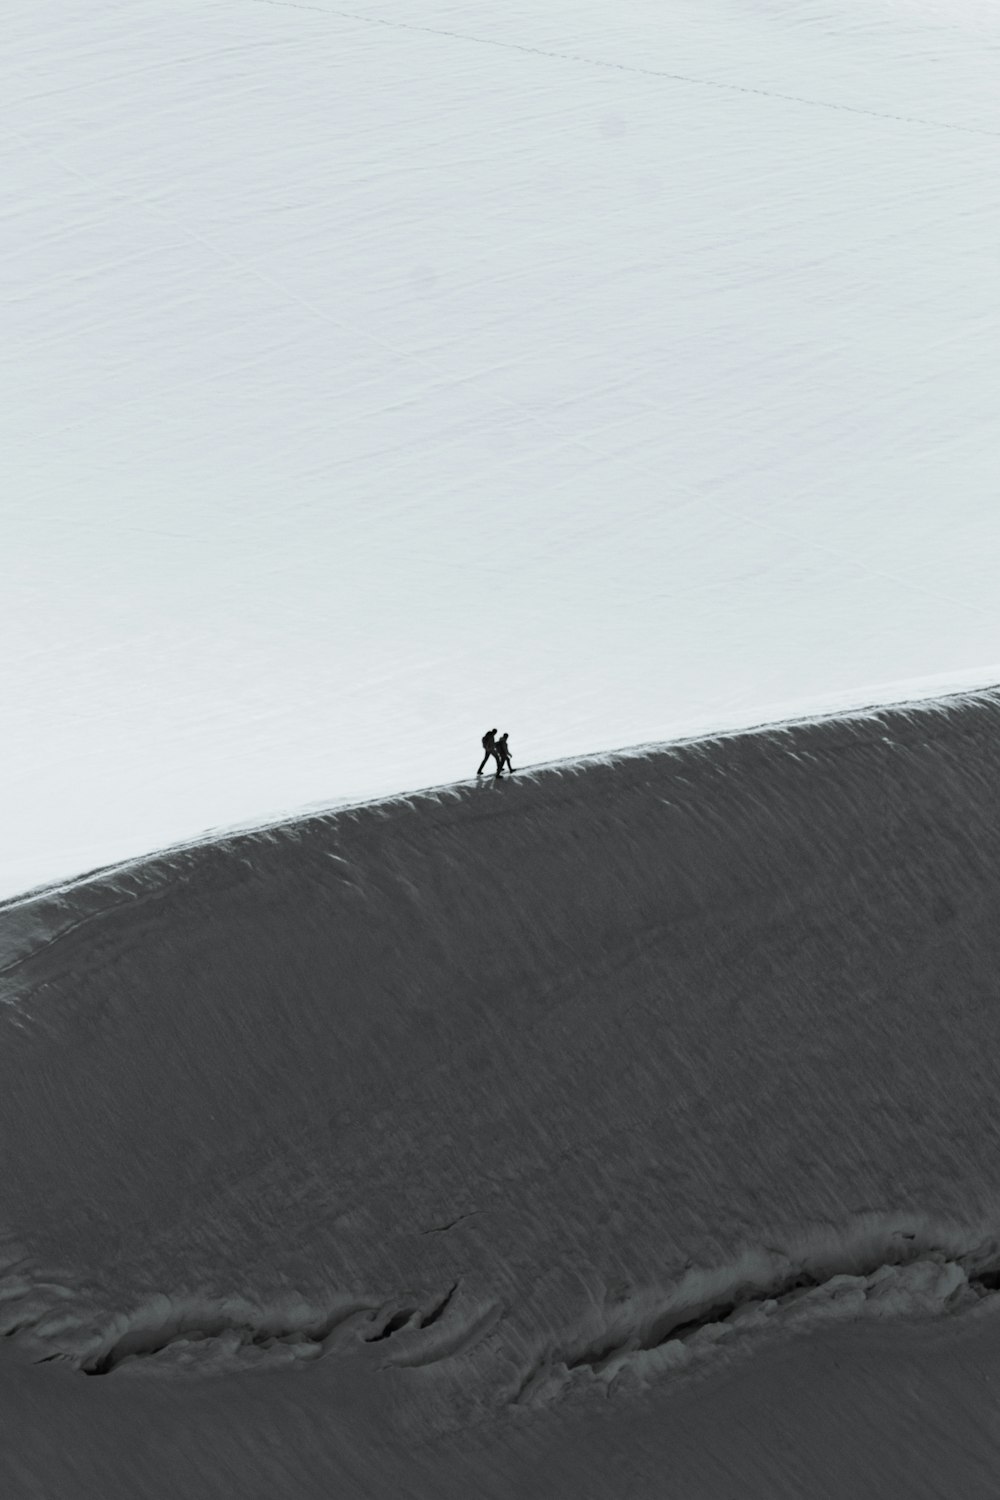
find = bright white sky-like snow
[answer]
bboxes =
[4,0,1000,898]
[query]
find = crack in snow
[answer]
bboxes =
[513,1227,1000,1407]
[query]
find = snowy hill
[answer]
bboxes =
[8,1,1000,1491]
[5,692,1000,1494]
[6,0,1000,898]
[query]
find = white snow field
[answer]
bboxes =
[6,694,1000,1497]
[5,0,1000,898]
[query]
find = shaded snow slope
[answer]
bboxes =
[5,693,1000,1493]
[6,0,1000,897]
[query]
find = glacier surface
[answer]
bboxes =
[4,0,1000,896]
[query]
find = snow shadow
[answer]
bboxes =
[2,1279,504,1379]
[515,1218,1000,1406]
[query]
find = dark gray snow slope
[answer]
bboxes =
[5,693,1000,1496]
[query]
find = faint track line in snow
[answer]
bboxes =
[243,0,1000,141]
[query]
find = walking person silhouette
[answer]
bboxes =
[494,732,514,778]
[477,728,499,776]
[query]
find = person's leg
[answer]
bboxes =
[477,753,489,775]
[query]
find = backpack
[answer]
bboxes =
[482,731,494,749]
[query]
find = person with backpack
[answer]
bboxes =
[477,729,499,776]
[494,732,514,777]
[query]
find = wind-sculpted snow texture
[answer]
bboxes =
[5,695,1000,1494]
